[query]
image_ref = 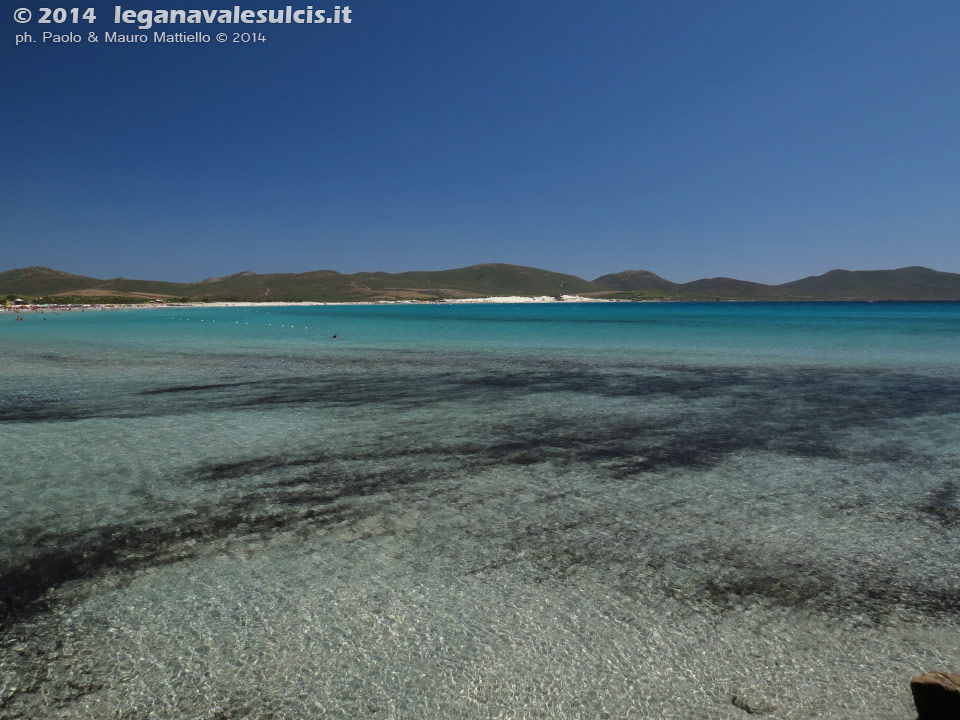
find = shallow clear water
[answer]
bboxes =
[1,302,958,719]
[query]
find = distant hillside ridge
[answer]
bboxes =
[0,267,104,296]
[592,266,960,300]
[0,263,593,302]
[591,270,678,293]
[778,266,960,300]
[2,264,959,301]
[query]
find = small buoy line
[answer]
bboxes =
[160,316,345,338]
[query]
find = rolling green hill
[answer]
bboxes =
[592,266,960,300]
[778,266,960,300]
[678,277,788,299]
[0,267,104,297]
[591,270,678,293]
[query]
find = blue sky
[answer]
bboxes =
[3,1,959,283]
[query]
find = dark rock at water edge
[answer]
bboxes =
[911,671,960,720]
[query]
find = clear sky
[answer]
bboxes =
[3,1,959,283]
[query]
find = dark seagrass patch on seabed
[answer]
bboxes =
[3,355,959,630]
[5,352,960,426]
[0,457,445,630]
[471,483,960,622]
[140,380,265,395]
[689,546,960,619]
[918,480,960,526]
[0,389,90,423]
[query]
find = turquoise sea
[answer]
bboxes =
[1,302,958,719]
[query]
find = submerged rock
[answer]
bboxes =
[731,694,777,714]
[911,671,960,720]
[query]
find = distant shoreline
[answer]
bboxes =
[4,295,615,310]
[5,296,960,312]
